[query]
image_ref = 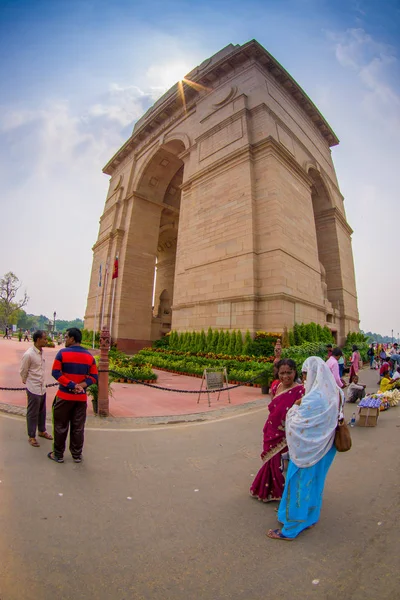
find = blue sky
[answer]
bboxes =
[0,0,399,335]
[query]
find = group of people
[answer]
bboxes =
[2,326,13,339]
[19,327,98,462]
[250,355,343,541]
[367,342,400,371]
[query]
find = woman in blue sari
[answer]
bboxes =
[267,356,342,540]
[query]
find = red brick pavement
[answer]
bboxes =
[0,338,263,418]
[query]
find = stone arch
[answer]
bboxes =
[114,138,185,346]
[308,167,334,213]
[308,167,340,308]
[135,139,185,204]
[162,131,191,151]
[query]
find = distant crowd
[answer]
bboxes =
[2,326,64,345]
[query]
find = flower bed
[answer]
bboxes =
[130,349,273,385]
[95,354,158,384]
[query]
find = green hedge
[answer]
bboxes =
[129,348,274,384]
[95,351,158,382]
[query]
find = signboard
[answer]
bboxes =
[205,371,224,391]
[197,368,231,407]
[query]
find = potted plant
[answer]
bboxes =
[259,370,272,395]
[86,381,114,415]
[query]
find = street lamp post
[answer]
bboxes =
[53,311,56,336]
[391,329,394,344]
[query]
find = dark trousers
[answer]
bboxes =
[52,397,87,459]
[26,390,47,438]
[348,388,366,403]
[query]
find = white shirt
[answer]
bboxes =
[347,382,364,401]
[20,346,46,395]
[392,371,400,381]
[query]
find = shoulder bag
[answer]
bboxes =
[334,391,352,452]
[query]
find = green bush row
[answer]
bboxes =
[160,328,253,356]
[116,348,274,384]
[95,353,157,382]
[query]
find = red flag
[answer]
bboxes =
[112,256,119,279]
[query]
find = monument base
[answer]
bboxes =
[116,338,152,354]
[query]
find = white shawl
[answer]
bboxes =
[286,356,342,468]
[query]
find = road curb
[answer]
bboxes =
[0,397,269,428]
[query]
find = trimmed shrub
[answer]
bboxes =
[235,330,243,355]
[229,330,237,355]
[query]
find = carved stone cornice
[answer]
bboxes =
[172,291,328,313]
[251,136,313,188]
[129,191,178,213]
[103,40,339,176]
[92,228,125,251]
[314,207,353,235]
[180,135,312,192]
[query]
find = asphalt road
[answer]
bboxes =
[0,395,399,600]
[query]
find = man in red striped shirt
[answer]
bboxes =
[48,327,98,463]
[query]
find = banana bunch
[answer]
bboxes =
[381,389,400,407]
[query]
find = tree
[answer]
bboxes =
[229,330,237,355]
[216,330,225,354]
[223,330,231,353]
[243,330,252,355]
[235,330,243,355]
[206,327,213,352]
[211,329,220,352]
[16,310,38,331]
[0,272,29,328]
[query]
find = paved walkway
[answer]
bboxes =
[0,339,262,420]
[0,387,399,600]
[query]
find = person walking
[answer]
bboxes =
[267,356,341,540]
[48,327,98,464]
[23,329,30,342]
[349,345,361,380]
[367,344,375,369]
[19,330,53,447]
[326,347,346,388]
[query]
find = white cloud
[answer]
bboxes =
[86,83,160,127]
[328,28,400,134]
[0,81,165,319]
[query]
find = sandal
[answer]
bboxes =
[47,452,64,463]
[266,528,293,541]
[38,431,53,440]
[28,437,40,447]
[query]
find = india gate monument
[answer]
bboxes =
[85,40,359,353]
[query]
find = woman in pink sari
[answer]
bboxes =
[349,345,361,380]
[250,359,304,502]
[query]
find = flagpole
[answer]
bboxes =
[109,253,119,340]
[92,291,99,349]
[92,288,100,349]
[93,264,102,349]
[109,279,116,340]
[100,259,109,329]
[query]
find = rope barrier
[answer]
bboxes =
[99,369,265,394]
[0,383,59,392]
[0,371,266,394]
